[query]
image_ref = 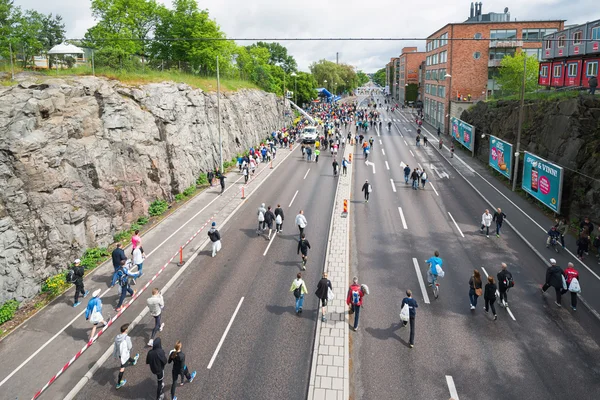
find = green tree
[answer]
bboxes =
[356,70,369,87]
[373,68,386,87]
[496,51,539,95]
[293,71,317,105]
[247,42,297,73]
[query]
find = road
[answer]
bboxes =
[350,98,600,400]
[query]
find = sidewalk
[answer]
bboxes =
[0,144,298,398]
[405,109,600,320]
[308,144,353,400]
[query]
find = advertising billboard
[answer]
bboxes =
[450,117,474,151]
[488,135,513,180]
[521,152,564,213]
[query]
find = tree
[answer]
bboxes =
[373,68,386,87]
[247,42,297,73]
[496,51,539,95]
[309,59,360,94]
[293,71,317,105]
[356,70,369,87]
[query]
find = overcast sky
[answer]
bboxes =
[13,0,600,73]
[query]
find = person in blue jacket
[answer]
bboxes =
[85,288,107,342]
[400,290,419,348]
[425,251,443,285]
[403,165,411,184]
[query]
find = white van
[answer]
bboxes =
[301,126,319,143]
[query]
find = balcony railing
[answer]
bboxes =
[489,40,523,48]
[488,59,503,67]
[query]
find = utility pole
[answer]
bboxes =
[216,56,223,174]
[511,54,527,191]
[336,52,339,65]
[9,42,14,80]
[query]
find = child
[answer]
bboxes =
[169,341,197,400]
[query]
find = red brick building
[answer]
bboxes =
[397,47,427,104]
[423,3,564,133]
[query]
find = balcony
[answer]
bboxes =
[489,40,523,48]
[488,59,503,67]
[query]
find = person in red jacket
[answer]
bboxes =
[346,277,364,331]
[561,262,580,311]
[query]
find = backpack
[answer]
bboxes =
[66,268,77,284]
[368,185,372,193]
[258,211,265,222]
[118,270,129,287]
[351,287,361,305]
[293,282,303,299]
[505,275,515,288]
[568,277,581,293]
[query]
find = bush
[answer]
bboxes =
[175,193,185,202]
[137,216,149,225]
[130,222,142,232]
[0,300,19,325]
[223,161,233,169]
[149,199,169,216]
[42,273,70,297]
[113,230,131,243]
[182,185,195,197]
[81,247,109,270]
[196,173,208,186]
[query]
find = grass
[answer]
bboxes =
[488,89,581,103]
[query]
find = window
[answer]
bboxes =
[522,29,541,41]
[439,68,446,79]
[524,48,542,61]
[558,35,566,48]
[490,29,517,41]
[593,27,600,41]
[542,28,557,36]
[438,85,445,98]
[588,62,599,77]
[441,51,447,63]
[434,39,439,49]
[553,65,562,77]
[489,48,516,60]
[473,52,481,59]
[573,31,582,45]
[568,63,578,77]
[425,70,431,80]
[540,65,548,77]
[545,40,552,50]
[425,84,429,94]
[432,85,437,96]
[440,32,448,46]
[474,33,483,39]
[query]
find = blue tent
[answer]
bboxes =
[316,88,336,103]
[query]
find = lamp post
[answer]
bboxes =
[216,56,223,173]
[511,54,527,191]
[290,72,297,104]
[444,73,452,134]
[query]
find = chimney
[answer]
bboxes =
[478,2,483,16]
[470,2,474,18]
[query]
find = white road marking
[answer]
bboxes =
[429,182,439,197]
[481,267,516,321]
[398,207,408,229]
[385,161,390,170]
[418,163,423,170]
[381,148,386,156]
[366,160,376,174]
[403,140,408,146]
[446,375,460,400]
[377,127,380,137]
[263,231,277,256]
[409,150,415,158]
[412,258,430,304]
[448,212,465,238]
[288,190,299,208]
[379,139,382,145]
[207,297,245,369]
[303,169,310,180]
[390,179,396,193]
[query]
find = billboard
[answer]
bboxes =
[489,135,513,180]
[450,117,474,151]
[521,152,564,213]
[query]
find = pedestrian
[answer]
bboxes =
[438,138,443,150]
[410,168,419,190]
[594,235,600,261]
[423,136,428,147]
[257,203,267,234]
[493,208,506,237]
[295,210,307,239]
[146,337,168,400]
[111,243,127,281]
[480,209,493,237]
[207,170,214,187]
[297,233,311,270]
[131,229,142,254]
[264,206,276,240]
[132,245,145,283]
[541,258,565,307]
[342,157,348,176]
[218,171,226,194]
[146,288,165,347]
[290,272,308,314]
[332,159,339,176]
[450,143,454,158]
[346,277,364,331]
[71,259,88,307]
[115,260,138,311]
[437,126,441,137]
[400,289,418,348]
[589,75,597,95]
[561,262,580,311]
[315,273,333,322]
[420,169,428,189]
[362,179,372,202]
[113,323,140,389]
[403,164,411,184]
[306,147,312,162]
[576,232,589,260]
[168,341,197,400]
[242,165,249,184]
[483,276,498,320]
[496,263,514,307]
[274,204,285,233]
[468,269,483,310]
[85,288,107,342]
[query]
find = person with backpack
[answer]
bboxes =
[85,288,107,342]
[541,258,565,307]
[208,221,221,257]
[361,180,372,203]
[168,340,197,400]
[342,157,348,176]
[468,269,483,310]
[274,204,284,233]
[70,259,89,307]
[207,170,214,187]
[493,208,506,238]
[113,323,140,389]
[560,262,580,311]
[315,272,333,322]
[147,288,165,347]
[346,277,364,331]
[112,243,127,278]
[484,276,498,320]
[257,203,267,234]
[496,263,513,307]
[264,206,276,240]
[399,289,418,348]
[115,260,138,312]
[420,169,428,189]
[297,233,311,270]
[146,337,168,400]
[480,209,493,238]
[295,210,307,240]
[242,165,249,184]
[290,273,308,314]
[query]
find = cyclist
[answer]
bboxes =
[425,251,443,286]
[546,226,561,248]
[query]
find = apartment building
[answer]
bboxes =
[423,2,564,132]
[386,57,400,99]
[397,47,427,104]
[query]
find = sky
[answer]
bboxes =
[13,0,600,73]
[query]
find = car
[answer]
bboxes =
[301,126,319,143]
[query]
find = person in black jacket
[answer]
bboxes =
[208,222,221,258]
[274,204,284,233]
[541,258,565,307]
[315,273,333,322]
[589,75,597,95]
[484,276,498,320]
[72,259,88,307]
[112,243,127,273]
[493,208,506,237]
[146,337,167,400]
[496,263,513,307]
[400,290,418,348]
[580,217,594,236]
[168,340,197,399]
[218,170,226,194]
[207,170,214,187]
[264,206,276,240]
[362,180,371,202]
[298,234,311,271]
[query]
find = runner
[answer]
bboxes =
[297,233,311,270]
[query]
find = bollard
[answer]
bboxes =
[270,160,273,169]
[349,153,352,162]
[341,199,348,218]
[241,187,246,199]
[177,246,184,266]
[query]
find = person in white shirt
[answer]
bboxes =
[480,209,493,238]
[295,210,308,240]
[146,288,165,347]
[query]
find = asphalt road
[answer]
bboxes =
[349,98,600,400]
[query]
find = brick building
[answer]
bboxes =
[397,47,427,104]
[386,57,400,99]
[423,2,564,133]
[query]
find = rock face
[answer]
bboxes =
[461,95,600,223]
[0,75,287,302]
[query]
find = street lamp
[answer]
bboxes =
[290,72,297,104]
[444,73,452,134]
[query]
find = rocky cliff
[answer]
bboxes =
[461,95,600,223]
[0,75,287,302]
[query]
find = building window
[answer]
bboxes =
[558,35,566,48]
[439,68,446,79]
[524,48,542,61]
[439,85,445,98]
[473,52,481,59]
[567,63,577,77]
[522,29,540,41]
[542,28,557,36]
[426,70,431,80]
[587,62,598,77]
[490,29,517,41]
[489,48,516,60]
[540,65,548,77]
[553,65,562,77]
[432,85,437,96]
[474,33,482,39]
[545,40,552,50]
[573,31,582,45]
[593,27,600,41]
[432,69,438,80]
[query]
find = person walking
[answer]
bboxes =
[403,164,411,184]
[576,231,590,260]
[297,233,311,270]
[399,290,418,348]
[420,169,428,189]
[290,273,308,314]
[257,203,267,234]
[589,75,597,95]
[146,337,168,400]
[342,157,348,176]
[483,276,498,320]
[218,171,226,194]
[146,288,165,347]
[111,243,127,282]
[315,148,320,163]
[274,204,285,233]
[85,288,107,342]
[332,159,339,176]
[423,135,428,147]
[131,229,142,254]
[207,170,214,187]
[295,210,307,239]
[315,272,332,322]
[113,323,140,389]
[410,168,420,190]
[115,261,138,312]
[493,208,506,237]
[242,165,249,184]
[264,206,276,240]
[71,259,88,307]
[468,269,483,310]
[208,221,222,257]
[561,262,580,311]
[480,209,493,238]
[362,180,372,203]
[168,341,197,400]
[347,277,364,331]
[496,263,513,307]
[541,258,565,307]
[132,245,145,283]
[555,218,568,248]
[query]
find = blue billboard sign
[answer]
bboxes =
[489,136,513,180]
[450,117,474,151]
[521,152,564,213]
